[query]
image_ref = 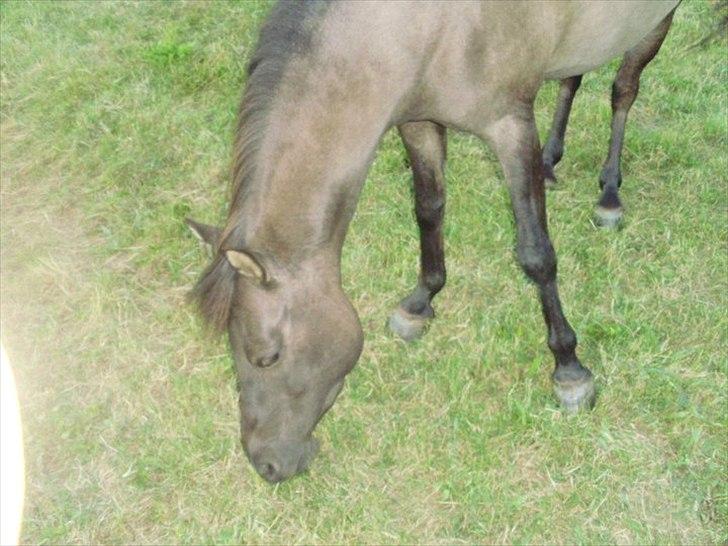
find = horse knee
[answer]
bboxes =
[517,241,556,285]
[415,196,444,230]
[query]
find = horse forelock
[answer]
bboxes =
[191,255,237,332]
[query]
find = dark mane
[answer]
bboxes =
[231,1,329,216]
[192,0,330,331]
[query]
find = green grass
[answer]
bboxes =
[1,1,726,543]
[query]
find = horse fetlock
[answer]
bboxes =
[598,167,622,191]
[518,243,557,285]
[422,271,446,294]
[543,162,558,188]
[542,139,563,167]
[388,306,431,342]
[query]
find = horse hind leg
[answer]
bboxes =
[596,11,674,228]
[542,75,583,188]
[389,121,447,342]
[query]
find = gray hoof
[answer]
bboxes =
[553,375,596,413]
[388,307,429,342]
[595,205,623,228]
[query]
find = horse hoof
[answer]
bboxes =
[553,375,595,413]
[595,205,623,228]
[388,307,429,341]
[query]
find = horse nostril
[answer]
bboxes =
[253,455,282,483]
[251,443,316,483]
[261,462,278,481]
[255,351,280,368]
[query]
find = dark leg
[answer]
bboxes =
[596,11,674,227]
[487,106,594,412]
[542,75,583,187]
[389,121,447,341]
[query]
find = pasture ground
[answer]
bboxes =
[1,1,726,543]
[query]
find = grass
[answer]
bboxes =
[1,1,726,543]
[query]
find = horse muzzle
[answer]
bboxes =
[249,436,320,483]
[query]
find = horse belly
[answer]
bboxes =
[545,0,679,80]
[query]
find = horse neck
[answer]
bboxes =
[228,61,406,269]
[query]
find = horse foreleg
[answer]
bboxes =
[389,121,447,341]
[487,106,595,412]
[596,11,675,228]
[542,75,583,187]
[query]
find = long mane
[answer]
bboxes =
[192,1,329,331]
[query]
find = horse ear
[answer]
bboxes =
[225,250,267,283]
[186,218,222,249]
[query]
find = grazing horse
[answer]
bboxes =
[542,11,675,227]
[188,0,680,483]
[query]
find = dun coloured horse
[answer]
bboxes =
[188,0,680,483]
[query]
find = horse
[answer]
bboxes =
[542,12,675,227]
[187,0,680,483]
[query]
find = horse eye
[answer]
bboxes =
[255,352,280,368]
